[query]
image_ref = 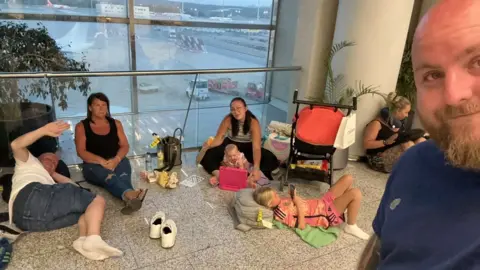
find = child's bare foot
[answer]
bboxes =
[209,176,218,187]
[140,171,148,181]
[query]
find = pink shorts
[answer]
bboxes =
[321,192,344,226]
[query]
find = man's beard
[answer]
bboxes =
[420,101,480,170]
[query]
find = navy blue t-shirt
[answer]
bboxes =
[373,140,480,269]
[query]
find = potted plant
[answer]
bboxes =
[395,41,417,130]
[0,21,91,166]
[308,41,386,170]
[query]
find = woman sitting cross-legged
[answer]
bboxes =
[75,92,147,215]
[200,97,280,187]
[363,94,427,173]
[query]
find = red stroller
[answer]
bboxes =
[280,90,357,190]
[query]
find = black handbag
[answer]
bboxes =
[156,128,182,172]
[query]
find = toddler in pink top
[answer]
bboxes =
[210,144,268,188]
[253,174,370,240]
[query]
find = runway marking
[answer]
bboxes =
[151,117,158,123]
[161,128,167,134]
[147,128,154,134]
[180,169,188,177]
[135,131,141,141]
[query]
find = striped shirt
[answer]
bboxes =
[227,122,252,143]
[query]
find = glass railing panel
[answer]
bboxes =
[0,68,300,165]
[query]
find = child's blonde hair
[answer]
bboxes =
[253,187,275,208]
[225,144,238,153]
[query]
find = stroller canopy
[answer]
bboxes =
[295,106,344,146]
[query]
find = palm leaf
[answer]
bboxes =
[338,81,387,106]
[324,74,345,103]
[328,41,355,63]
[308,40,386,106]
[324,41,355,102]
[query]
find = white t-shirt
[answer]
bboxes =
[9,152,56,224]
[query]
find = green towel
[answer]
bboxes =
[273,220,341,248]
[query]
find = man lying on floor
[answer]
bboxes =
[9,121,122,261]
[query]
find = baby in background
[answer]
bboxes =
[209,144,267,188]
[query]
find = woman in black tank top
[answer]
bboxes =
[75,93,146,215]
[363,94,427,173]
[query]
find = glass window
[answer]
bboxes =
[133,0,274,25]
[1,0,283,163]
[135,24,270,112]
[0,0,128,18]
[2,20,131,118]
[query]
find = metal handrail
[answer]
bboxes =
[0,66,302,79]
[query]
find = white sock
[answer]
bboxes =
[344,224,370,240]
[73,236,108,261]
[83,235,123,257]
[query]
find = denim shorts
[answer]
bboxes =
[13,182,95,232]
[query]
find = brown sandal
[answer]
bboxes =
[121,189,148,215]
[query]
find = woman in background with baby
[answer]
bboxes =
[200,97,279,187]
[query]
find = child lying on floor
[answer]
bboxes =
[253,174,370,240]
[209,144,268,188]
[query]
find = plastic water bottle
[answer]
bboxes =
[145,153,152,172]
[157,145,164,168]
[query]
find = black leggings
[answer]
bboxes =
[200,138,279,179]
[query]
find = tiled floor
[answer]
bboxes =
[5,152,388,270]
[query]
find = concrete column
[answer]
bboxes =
[331,0,415,157]
[269,0,339,122]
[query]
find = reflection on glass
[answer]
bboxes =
[2,20,131,117]
[133,0,274,24]
[0,0,128,18]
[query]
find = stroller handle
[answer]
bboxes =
[292,89,357,111]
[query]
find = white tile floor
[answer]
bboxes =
[5,152,388,270]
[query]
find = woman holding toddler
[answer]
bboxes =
[200,97,279,187]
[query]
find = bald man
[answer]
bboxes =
[358,1,480,269]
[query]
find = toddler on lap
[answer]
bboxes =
[210,144,267,188]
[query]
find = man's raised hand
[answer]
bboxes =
[42,121,70,137]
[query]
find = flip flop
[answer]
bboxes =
[121,189,148,215]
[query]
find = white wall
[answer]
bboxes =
[331,0,415,157]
